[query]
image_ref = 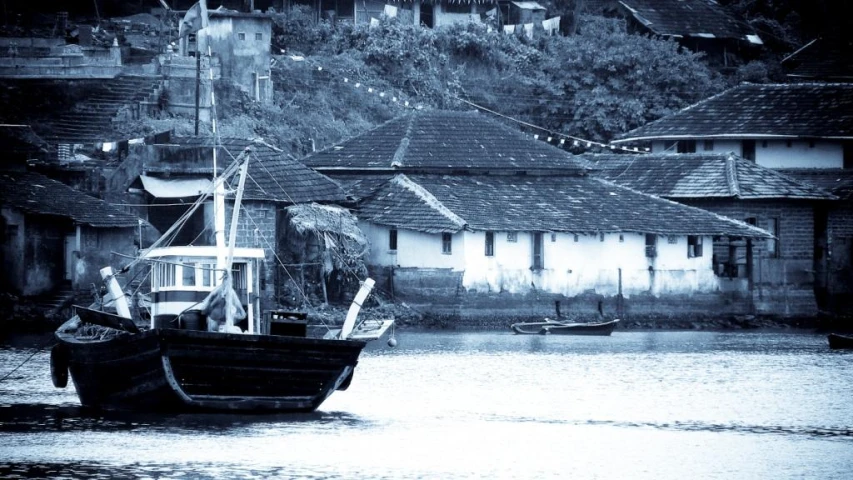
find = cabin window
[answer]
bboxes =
[703,140,714,151]
[764,218,779,258]
[688,235,704,258]
[389,229,397,251]
[238,32,246,40]
[157,262,176,287]
[645,234,657,258]
[181,262,196,287]
[485,231,495,256]
[255,32,262,41]
[532,232,544,270]
[677,140,696,153]
[201,263,215,287]
[442,233,452,254]
[742,140,756,161]
[507,232,517,243]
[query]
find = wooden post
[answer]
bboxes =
[746,238,755,313]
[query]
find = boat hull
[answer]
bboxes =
[510,319,619,336]
[56,328,365,412]
[827,333,853,350]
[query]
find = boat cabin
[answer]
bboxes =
[144,246,265,333]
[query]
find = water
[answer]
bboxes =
[1,330,851,479]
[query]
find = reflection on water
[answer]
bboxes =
[1,330,852,479]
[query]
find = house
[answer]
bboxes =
[302,110,772,324]
[611,83,853,170]
[585,152,837,316]
[183,8,274,103]
[287,0,497,28]
[112,135,348,309]
[584,0,763,67]
[0,169,140,297]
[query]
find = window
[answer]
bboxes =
[201,263,215,287]
[764,218,779,257]
[442,233,452,254]
[619,234,624,243]
[703,140,714,151]
[157,262,176,287]
[532,232,544,270]
[599,232,605,242]
[688,235,704,258]
[181,262,196,287]
[551,233,557,242]
[645,234,657,258]
[573,234,579,242]
[844,141,853,169]
[255,32,262,41]
[238,32,246,40]
[677,140,696,153]
[761,140,768,148]
[389,229,397,251]
[485,231,494,256]
[742,140,756,161]
[667,236,678,244]
[507,232,517,243]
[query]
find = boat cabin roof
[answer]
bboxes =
[143,246,266,260]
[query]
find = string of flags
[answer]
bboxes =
[503,16,561,39]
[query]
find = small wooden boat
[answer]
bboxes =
[827,333,853,350]
[510,318,619,336]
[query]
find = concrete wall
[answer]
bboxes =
[159,54,214,121]
[74,227,139,293]
[0,39,123,78]
[826,202,853,312]
[198,15,273,103]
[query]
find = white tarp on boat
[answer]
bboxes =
[140,175,211,198]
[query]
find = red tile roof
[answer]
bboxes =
[777,169,853,202]
[302,110,591,173]
[613,83,853,142]
[0,170,139,227]
[617,0,760,42]
[352,173,771,237]
[585,153,836,200]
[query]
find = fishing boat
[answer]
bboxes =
[51,147,393,412]
[510,318,620,336]
[827,333,853,350]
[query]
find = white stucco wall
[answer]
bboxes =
[362,221,720,297]
[756,140,843,169]
[360,222,465,270]
[651,139,843,168]
[433,4,480,27]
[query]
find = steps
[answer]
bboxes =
[47,74,165,143]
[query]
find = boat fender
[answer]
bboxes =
[50,344,70,388]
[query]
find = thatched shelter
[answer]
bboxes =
[279,203,369,306]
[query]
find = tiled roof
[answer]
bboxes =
[0,170,140,227]
[585,153,836,200]
[301,110,591,172]
[617,0,760,42]
[613,83,853,142]
[777,169,853,202]
[353,173,771,238]
[145,137,346,204]
[784,38,853,81]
